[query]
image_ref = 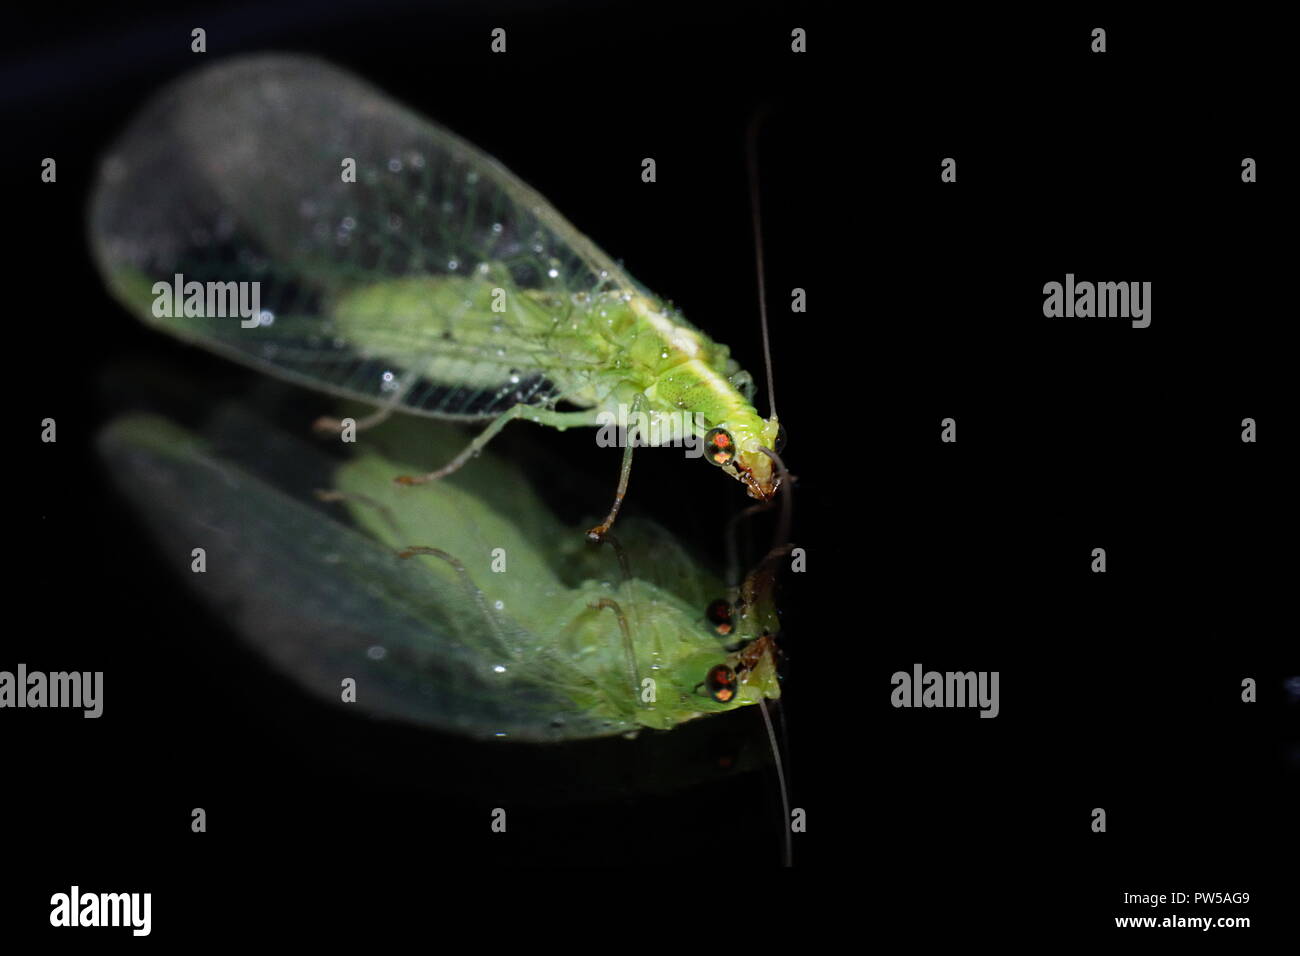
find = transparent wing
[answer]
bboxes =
[97,408,621,740]
[89,55,638,419]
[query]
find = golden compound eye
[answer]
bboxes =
[705,598,733,636]
[705,428,736,467]
[704,664,738,703]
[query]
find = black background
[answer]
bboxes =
[3,0,1294,940]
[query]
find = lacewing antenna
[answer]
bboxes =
[746,109,778,422]
[748,108,793,861]
[758,697,792,867]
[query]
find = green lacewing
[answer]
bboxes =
[96,403,783,741]
[88,54,783,537]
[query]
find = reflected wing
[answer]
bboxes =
[89,55,635,418]
[98,411,618,740]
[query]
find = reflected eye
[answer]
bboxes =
[705,428,735,467]
[705,597,733,636]
[773,422,787,454]
[704,664,738,703]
